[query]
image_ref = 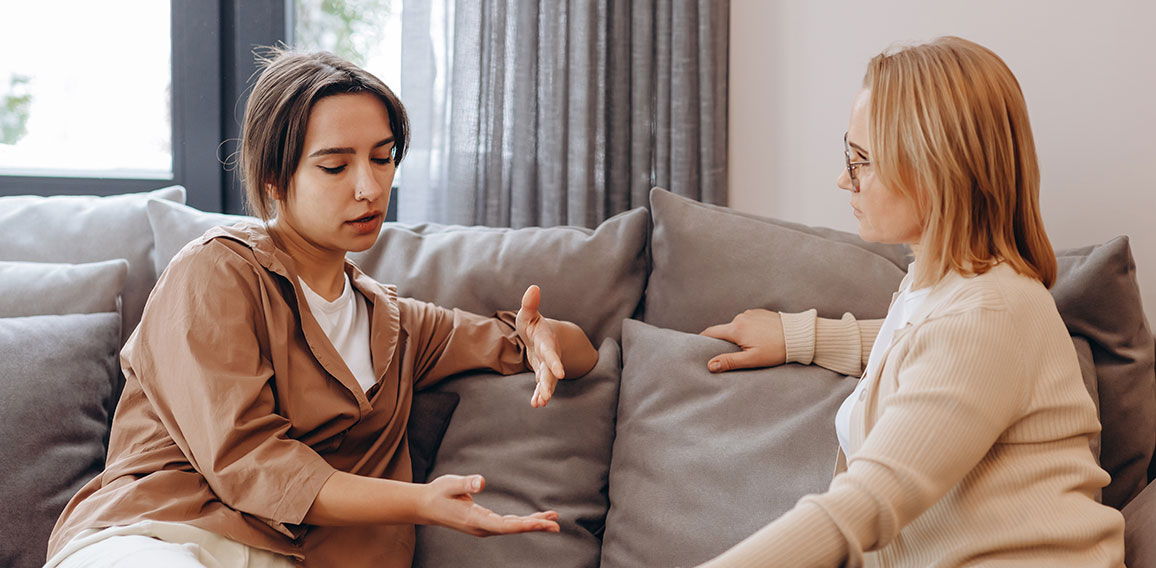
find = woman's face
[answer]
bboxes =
[275,92,396,258]
[837,89,923,246]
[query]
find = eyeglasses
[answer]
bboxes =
[843,132,871,192]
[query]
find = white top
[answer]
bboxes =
[835,279,930,454]
[298,274,377,393]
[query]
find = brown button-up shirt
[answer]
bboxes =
[48,225,528,567]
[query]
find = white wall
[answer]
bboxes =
[729,0,1156,327]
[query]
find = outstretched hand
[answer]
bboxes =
[515,285,568,408]
[422,474,560,536]
[699,309,787,372]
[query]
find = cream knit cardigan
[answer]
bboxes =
[699,264,1125,567]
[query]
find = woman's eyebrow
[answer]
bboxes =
[308,137,396,158]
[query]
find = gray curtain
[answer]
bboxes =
[400,0,728,228]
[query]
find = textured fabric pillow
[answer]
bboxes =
[1123,481,1156,568]
[600,320,855,568]
[350,210,649,344]
[0,259,128,317]
[643,187,909,332]
[0,186,185,344]
[148,199,650,345]
[1053,236,1156,509]
[0,312,120,568]
[146,198,260,275]
[414,338,621,568]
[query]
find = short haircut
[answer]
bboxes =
[239,47,410,220]
[864,36,1056,288]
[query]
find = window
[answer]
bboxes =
[0,2,171,178]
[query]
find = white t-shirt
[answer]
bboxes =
[298,274,377,393]
[835,280,930,454]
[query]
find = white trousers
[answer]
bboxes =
[45,521,296,568]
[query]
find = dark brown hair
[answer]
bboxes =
[239,47,409,219]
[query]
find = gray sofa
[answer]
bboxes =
[1,186,1153,567]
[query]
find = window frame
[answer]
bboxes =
[0,1,290,215]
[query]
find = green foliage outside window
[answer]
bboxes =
[295,0,393,67]
[0,74,32,145]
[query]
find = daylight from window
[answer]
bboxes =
[294,0,402,92]
[0,2,171,178]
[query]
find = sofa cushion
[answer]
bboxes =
[0,312,121,568]
[600,320,855,568]
[415,338,621,568]
[0,259,128,317]
[147,198,650,345]
[146,199,260,276]
[643,187,909,333]
[0,186,185,344]
[1053,237,1156,508]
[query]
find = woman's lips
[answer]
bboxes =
[346,213,382,234]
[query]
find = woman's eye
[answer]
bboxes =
[372,157,393,165]
[318,165,346,174]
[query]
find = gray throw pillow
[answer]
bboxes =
[350,211,649,345]
[146,199,260,275]
[0,260,128,317]
[414,338,621,568]
[0,186,185,344]
[0,312,120,568]
[1053,236,1156,509]
[600,320,855,568]
[643,187,909,332]
[147,199,650,345]
[1123,481,1156,568]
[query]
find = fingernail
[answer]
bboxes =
[472,477,482,490]
[709,361,720,371]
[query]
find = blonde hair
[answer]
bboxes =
[864,36,1056,288]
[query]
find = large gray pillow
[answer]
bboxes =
[0,312,121,568]
[0,260,128,317]
[414,338,621,568]
[146,199,260,275]
[147,199,650,345]
[1053,236,1156,509]
[600,320,855,568]
[351,212,649,345]
[0,186,185,344]
[643,187,909,332]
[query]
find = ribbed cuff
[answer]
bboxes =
[780,309,818,365]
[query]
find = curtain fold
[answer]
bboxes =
[400,0,728,228]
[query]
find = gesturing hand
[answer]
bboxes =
[699,309,787,372]
[515,285,568,408]
[422,474,560,536]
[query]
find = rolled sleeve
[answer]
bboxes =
[399,299,528,390]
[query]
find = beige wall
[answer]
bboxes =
[729,0,1156,327]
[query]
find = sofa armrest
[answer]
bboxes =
[1125,481,1156,567]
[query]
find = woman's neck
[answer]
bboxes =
[267,219,347,301]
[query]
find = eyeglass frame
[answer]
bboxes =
[843,132,872,192]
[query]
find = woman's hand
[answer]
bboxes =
[420,474,560,536]
[515,285,598,408]
[700,309,787,372]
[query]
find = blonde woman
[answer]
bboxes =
[699,37,1124,566]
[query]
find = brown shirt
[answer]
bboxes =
[47,225,529,567]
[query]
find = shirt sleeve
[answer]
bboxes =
[700,308,1030,567]
[780,308,883,376]
[396,298,529,390]
[127,242,336,533]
